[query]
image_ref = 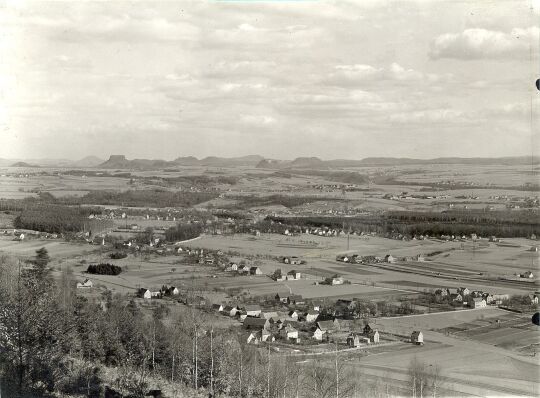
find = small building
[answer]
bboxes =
[250,267,263,276]
[275,293,289,304]
[76,279,93,289]
[262,311,279,320]
[212,304,224,312]
[222,305,240,317]
[229,262,239,271]
[449,293,463,302]
[238,265,250,274]
[411,331,423,345]
[317,320,336,334]
[247,331,260,345]
[435,289,448,297]
[529,294,539,305]
[458,287,470,296]
[262,329,275,342]
[288,310,299,320]
[416,254,426,262]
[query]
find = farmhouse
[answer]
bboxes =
[529,294,539,305]
[317,320,338,333]
[411,331,424,345]
[238,265,250,274]
[288,310,300,320]
[222,306,240,317]
[228,262,239,271]
[76,279,93,289]
[458,287,470,296]
[262,329,275,342]
[521,271,534,279]
[247,332,260,345]
[449,293,463,302]
[283,256,302,265]
[368,329,380,343]
[212,304,224,312]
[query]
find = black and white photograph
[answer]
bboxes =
[0,0,539,397]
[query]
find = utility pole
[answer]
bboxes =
[267,345,271,398]
[335,341,339,398]
[210,328,214,397]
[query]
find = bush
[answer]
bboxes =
[109,252,127,259]
[87,263,122,276]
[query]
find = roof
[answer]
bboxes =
[243,317,268,328]
[472,297,484,302]
[289,294,303,301]
[307,310,320,316]
[245,305,261,311]
[317,320,335,331]
[411,331,422,338]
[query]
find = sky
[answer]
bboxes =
[0,0,539,161]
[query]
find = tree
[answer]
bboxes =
[408,357,443,398]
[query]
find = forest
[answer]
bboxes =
[13,204,113,234]
[264,208,540,238]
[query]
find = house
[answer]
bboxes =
[492,294,509,305]
[306,310,320,323]
[458,287,470,296]
[363,324,373,336]
[280,324,298,340]
[243,317,270,330]
[331,277,344,285]
[250,267,263,276]
[347,333,361,347]
[483,293,495,304]
[336,254,349,263]
[138,288,152,299]
[311,300,323,312]
[229,262,239,271]
[76,279,93,289]
[317,320,336,333]
[244,305,262,317]
[435,289,448,297]
[288,310,299,320]
[275,293,289,304]
[150,291,162,298]
[529,294,539,305]
[166,286,180,296]
[368,329,380,343]
[283,256,302,265]
[411,331,424,345]
[529,246,538,252]
[336,299,355,310]
[262,329,275,342]
[312,327,326,341]
[416,254,426,262]
[521,271,534,279]
[287,270,301,280]
[212,304,224,312]
[449,293,462,302]
[222,305,240,317]
[470,298,486,308]
[262,311,279,320]
[247,331,260,344]
[287,295,305,305]
[385,254,396,263]
[238,265,250,274]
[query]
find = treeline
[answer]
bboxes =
[229,194,343,209]
[264,209,540,238]
[165,223,203,242]
[13,204,113,234]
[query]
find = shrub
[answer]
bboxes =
[109,252,127,259]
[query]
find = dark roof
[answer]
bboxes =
[243,317,268,328]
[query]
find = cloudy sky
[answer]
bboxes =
[1,0,539,160]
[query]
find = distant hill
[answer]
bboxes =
[72,156,104,167]
[97,154,265,169]
[10,161,39,168]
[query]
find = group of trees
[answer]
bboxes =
[164,223,204,242]
[86,263,123,276]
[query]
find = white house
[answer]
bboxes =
[280,325,298,340]
[306,310,319,323]
[139,289,152,299]
[411,331,423,345]
[470,298,486,308]
[76,279,93,289]
[312,327,325,341]
[244,305,262,317]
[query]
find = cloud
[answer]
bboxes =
[240,114,276,125]
[429,27,539,59]
[326,63,444,87]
